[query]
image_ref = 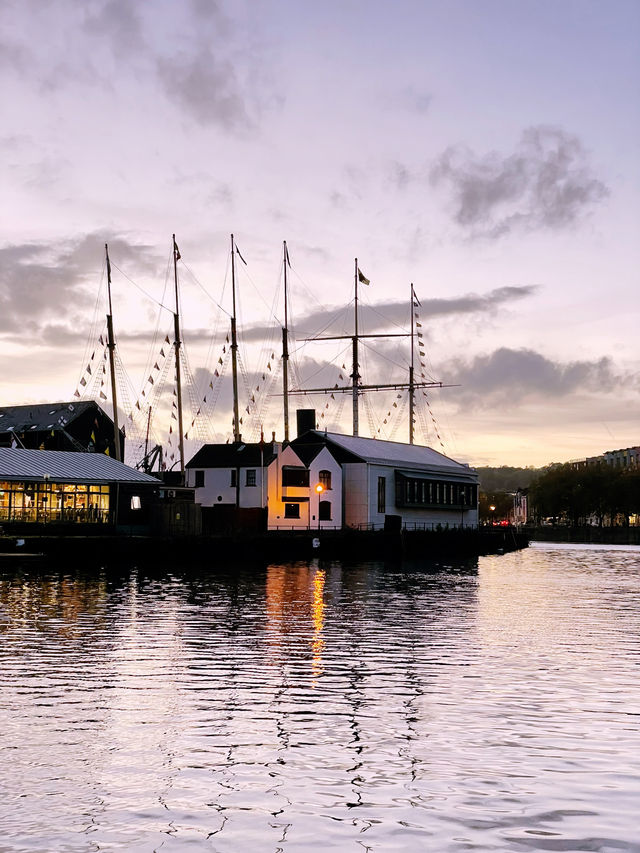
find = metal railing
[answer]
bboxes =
[0,507,110,524]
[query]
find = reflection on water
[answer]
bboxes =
[0,545,639,852]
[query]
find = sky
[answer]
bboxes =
[1,0,638,468]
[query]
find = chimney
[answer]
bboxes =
[296,409,316,438]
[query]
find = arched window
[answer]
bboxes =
[319,500,332,521]
[319,470,332,490]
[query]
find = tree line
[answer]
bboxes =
[528,463,640,526]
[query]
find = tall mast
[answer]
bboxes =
[352,258,360,436]
[282,240,290,442]
[230,234,241,442]
[104,244,121,461]
[409,283,415,445]
[172,234,185,477]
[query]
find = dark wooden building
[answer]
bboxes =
[0,401,124,457]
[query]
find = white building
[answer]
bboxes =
[267,430,478,531]
[185,440,279,508]
[267,441,346,529]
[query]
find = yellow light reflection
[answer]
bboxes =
[311,569,326,686]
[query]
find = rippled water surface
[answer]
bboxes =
[1,543,639,852]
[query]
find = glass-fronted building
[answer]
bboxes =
[0,447,159,528]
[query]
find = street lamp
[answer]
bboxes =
[489,504,496,526]
[315,483,324,530]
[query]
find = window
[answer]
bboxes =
[394,473,478,509]
[282,467,309,487]
[319,500,332,521]
[130,495,141,510]
[319,470,332,490]
[195,470,205,488]
[246,469,256,487]
[378,476,386,513]
[284,503,300,519]
[230,469,237,487]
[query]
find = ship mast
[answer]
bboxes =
[352,258,361,436]
[409,283,416,445]
[285,264,451,439]
[172,234,185,478]
[104,244,122,461]
[230,234,241,443]
[282,240,290,442]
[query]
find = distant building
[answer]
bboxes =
[512,488,529,526]
[571,446,639,470]
[0,401,124,458]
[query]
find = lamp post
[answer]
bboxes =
[315,483,324,531]
[489,504,496,527]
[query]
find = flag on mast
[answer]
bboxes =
[358,268,370,285]
[236,245,248,265]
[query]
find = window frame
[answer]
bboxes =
[284,502,301,519]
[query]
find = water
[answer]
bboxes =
[1,543,639,852]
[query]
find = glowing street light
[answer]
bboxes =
[315,483,324,530]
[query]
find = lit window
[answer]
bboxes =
[131,495,141,510]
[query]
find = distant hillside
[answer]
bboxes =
[476,466,541,492]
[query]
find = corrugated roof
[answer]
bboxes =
[0,447,159,484]
[0,401,100,434]
[312,431,477,476]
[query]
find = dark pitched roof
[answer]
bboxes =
[291,434,363,465]
[0,400,106,435]
[186,442,278,469]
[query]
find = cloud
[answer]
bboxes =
[441,347,631,409]
[387,161,412,191]
[239,284,538,344]
[0,232,161,336]
[0,38,30,74]
[2,1,262,130]
[381,85,432,115]
[157,48,250,130]
[430,126,609,237]
[83,0,145,60]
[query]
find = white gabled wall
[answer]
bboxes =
[267,445,342,530]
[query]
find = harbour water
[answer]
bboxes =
[1,542,639,852]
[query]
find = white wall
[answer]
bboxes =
[186,465,267,508]
[342,463,369,527]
